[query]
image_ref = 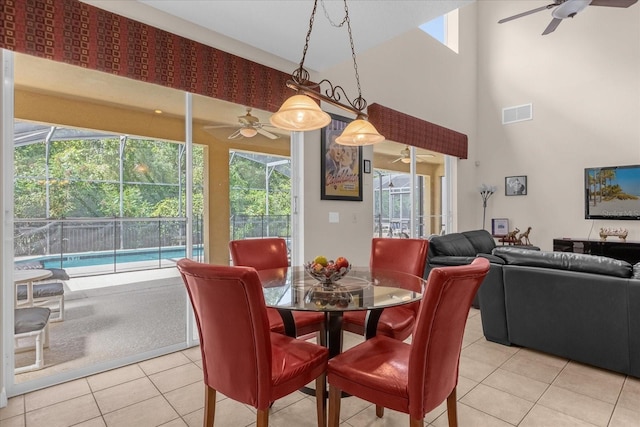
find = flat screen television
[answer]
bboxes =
[585,165,640,220]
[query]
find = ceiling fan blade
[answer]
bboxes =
[498,4,558,23]
[590,0,637,7]
[227,129,242,140]
[542,17,563,35]
[204,125,234,130]
[257,128,279,139]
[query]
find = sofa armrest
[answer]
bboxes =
[477,253,505,264]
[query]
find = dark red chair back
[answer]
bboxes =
[229,238,288,270]
[177,259,272,407]
[370,237,429,280]
[409,257,490,417]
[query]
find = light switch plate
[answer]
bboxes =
[329,212,339,223]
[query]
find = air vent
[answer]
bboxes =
[502,103,533,124]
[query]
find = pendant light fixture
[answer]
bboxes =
[270,0,384,146]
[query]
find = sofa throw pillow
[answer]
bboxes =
[633,263,640,279]
[430,233,476,257]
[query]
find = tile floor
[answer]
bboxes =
[2,308,640,427]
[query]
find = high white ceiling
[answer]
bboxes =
[135,0,474,71]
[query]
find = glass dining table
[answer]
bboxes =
[257,266,425,358]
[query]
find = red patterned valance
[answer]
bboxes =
[368,104,468,159]
[1,0,468,157]
[0,0,293,112]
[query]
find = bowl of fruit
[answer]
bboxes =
[304,255,351,285]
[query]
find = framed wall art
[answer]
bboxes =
[505,175,527,196]
[321,114,363,201]
[491,218,509,236]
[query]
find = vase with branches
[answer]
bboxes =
[479,184,497,230]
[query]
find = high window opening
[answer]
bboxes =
[419,9,459,54]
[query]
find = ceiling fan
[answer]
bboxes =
[391,146,435,164]
[204,108,279,140]
[498,0,638,35]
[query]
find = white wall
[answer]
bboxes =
[322,4,482,234]
[475,0,640,250]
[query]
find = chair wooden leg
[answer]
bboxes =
[328,385,341,427]
[375,405,384,418]
[257,408,269,427]
[204,385,216,427]
[409,417,424,427]
[446,387,458,427]
[316,373,326,427]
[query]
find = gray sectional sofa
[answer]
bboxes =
[479,246,640,378]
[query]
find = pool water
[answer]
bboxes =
[22,247,203,269]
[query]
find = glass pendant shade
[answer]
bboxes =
[401,157,411,164]
[239,127,258,138]
[270,94,332,131]
[335,118,385,146]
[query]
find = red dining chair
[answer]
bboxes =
[229,238,325,339]
[177,259,328,427]
[342,238,429,340]
[327,257,490,427]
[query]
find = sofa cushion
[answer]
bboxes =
[493,246,632,278]
[462,229,496,254]
[430,233,476,257]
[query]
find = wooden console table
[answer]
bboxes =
[553,238,640,265]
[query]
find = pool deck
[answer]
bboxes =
[64,262,182,291]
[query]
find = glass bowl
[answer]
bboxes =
[304,262,351,284]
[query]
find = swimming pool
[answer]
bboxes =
[18,246,203,270]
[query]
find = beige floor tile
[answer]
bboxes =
[483,368,549,402]
[185,397,255,427]
[163,382,204,416]
[149,363,203,394]
[270,390,308,414]
[87,364,146,392]
[93,377,161,414]
[1,415,25,427]
[159,418,188,427]
[269,397,327,427]
[341,405,410,426]
[516,348,569,369]
[537,385,614,427]
[25,378,92,412]
[458,355,498,382]
[461,383,533,425]
[334,395,374,422]
[519,405,598,427]
[462,340,516,368]
[553,361,625,404]
[616,377,640,413]
[431,402,513,427]
[181,345,201,362]
[0,396,24,421]
[73,417,107,427]
[182,408,203,427]
[102,395,179,427]
[138,351,193,375]
[25,394,100,427]
[500,351,566,384]
[608,406,640,427]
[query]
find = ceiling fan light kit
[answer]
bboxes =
[498,0,638,35]
[239,127,258,138]
[270,0,384,145]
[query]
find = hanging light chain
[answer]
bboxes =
[293,0,319,85]
[290,0,368,114]
[342,0,365,110]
